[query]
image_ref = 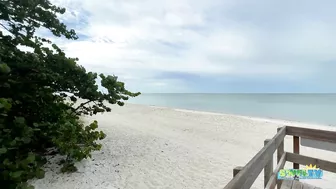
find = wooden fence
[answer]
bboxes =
[223,126,336,189]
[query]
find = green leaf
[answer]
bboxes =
[0,98,12,110]
[23,137,31,144]
[0,147,7,154]
[0,63,11,73]
[16,182,35,189]
[14,117,25,124]
[3,159,11,166]
[10,171,24,178]
[36,169,45,179]
[26,153,35,163]
[9,139,16,145]
[4,129,11,133]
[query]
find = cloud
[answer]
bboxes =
[46,0,336,93]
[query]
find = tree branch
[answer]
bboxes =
[0,22,12,35]
[74,100,93,112]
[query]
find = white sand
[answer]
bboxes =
[31,103,336,189]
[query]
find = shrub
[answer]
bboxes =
[0,0,140,188]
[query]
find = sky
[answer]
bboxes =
[48,0,336,93]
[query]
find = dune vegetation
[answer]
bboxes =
[0,0,139,188]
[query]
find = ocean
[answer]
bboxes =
[128,93,336,126]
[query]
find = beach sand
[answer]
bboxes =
[31,103,336,189]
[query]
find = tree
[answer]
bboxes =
[0,0,140,188]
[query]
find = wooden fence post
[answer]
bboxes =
[264,139,273,188]
[293,136,300,169]
[233,166,243,177]
[277,127,285,189]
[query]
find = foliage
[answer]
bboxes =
[0,0,140,188]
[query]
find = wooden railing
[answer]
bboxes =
[223,126,336,189]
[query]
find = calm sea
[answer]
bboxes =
[128,93,336,126]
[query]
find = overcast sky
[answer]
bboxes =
[50,0,336,93]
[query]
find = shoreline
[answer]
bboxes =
[137,103,336,131]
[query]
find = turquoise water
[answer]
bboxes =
[128,93,336,126]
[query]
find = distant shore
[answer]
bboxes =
[31,103,336,189]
